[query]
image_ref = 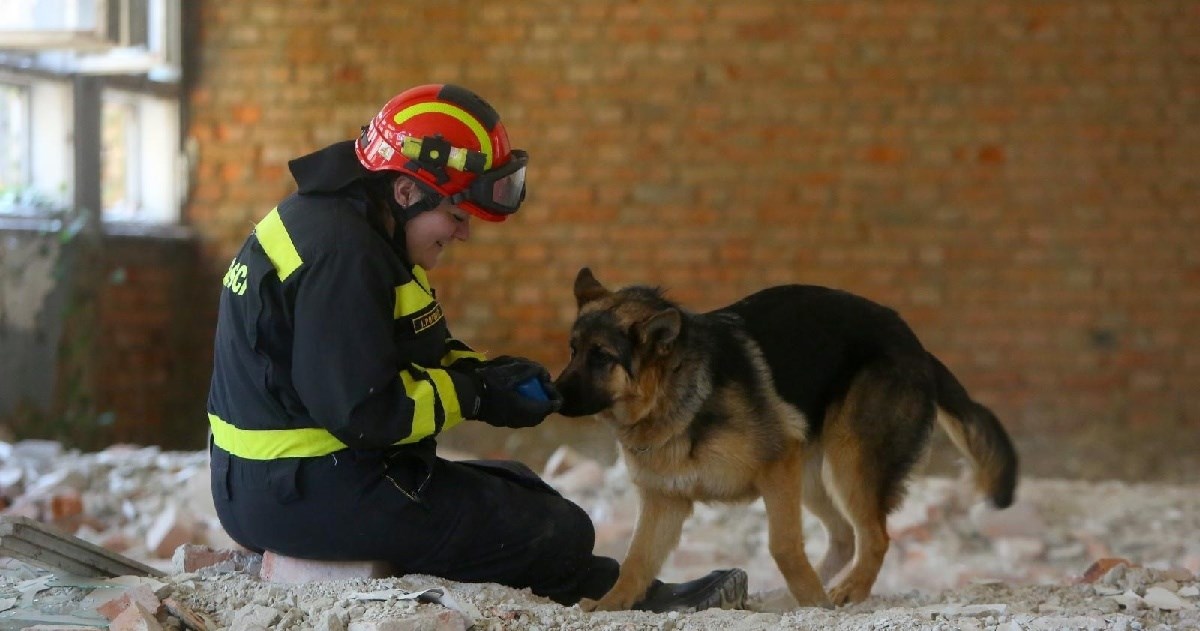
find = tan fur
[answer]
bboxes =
[560,268,1015,611]
[566,273,836,611]
[819,409,889,605]
[936,407,1007,502]
[585,383,832,611]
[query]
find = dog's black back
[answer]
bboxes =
[718,285,927,435]
[717,285,940,507]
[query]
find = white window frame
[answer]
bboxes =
[0,80,32,194]
[100,87,179,222]
[0,0,183,225]
[0,73,72,214]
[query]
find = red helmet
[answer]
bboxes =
[355,84,527,222]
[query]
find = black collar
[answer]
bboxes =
[288,140,375,195]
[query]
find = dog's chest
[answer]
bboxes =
[627,446,758,501]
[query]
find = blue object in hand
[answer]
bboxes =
[515,377,549,401]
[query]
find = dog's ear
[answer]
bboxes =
[637,308,681,355]
[574,267,609,308]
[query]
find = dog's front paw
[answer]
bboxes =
[828,579,871,606]
[580,590,639,612]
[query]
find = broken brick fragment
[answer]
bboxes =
[96,583,163,621]
[1078,557,1134,584]
[259,550,392,583]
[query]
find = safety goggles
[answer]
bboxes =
[445,149,527,215]
[399,135,528,215]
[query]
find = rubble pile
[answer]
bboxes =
[0,441,232,570]
[0,441,1197,630]
[541,446,1200,596]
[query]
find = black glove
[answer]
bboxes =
[471,356,563,429]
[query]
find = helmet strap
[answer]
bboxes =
[396,177,445,221]
[400,196,440,221]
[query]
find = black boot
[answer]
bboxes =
[631,568,749,613]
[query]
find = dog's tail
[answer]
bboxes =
[930,353,1018,508]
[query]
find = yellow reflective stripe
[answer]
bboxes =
[425,368,464,430]
[394,280,435,318]
[208,413,347,459]
[411,265,431,292]
[398,369,437,444]
[441,348,486,367]
[391,104,494,169]
[254,207,303,281]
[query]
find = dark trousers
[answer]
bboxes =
[210,445,620,605]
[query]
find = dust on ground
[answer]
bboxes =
[0,443,1198,630]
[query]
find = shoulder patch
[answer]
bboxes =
[411,302,444,334]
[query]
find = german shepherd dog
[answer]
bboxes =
[554,268,1018,610]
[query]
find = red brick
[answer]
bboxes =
[229,104,261,125]
[259,551,393,583]
[1078,558,1134,584]
[978,145,1007,163]
[96,584,162,621]
[49,490,83,522]
[108,601,162,631]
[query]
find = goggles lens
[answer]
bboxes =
[488,158,526,211]
[453,149,528,216]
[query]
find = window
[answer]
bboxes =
[0,81,31,194]
[0,0,183,224]
[102,92,138,218]
[101,88,179,222]
[0,76,70,214]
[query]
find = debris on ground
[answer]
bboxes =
[1,441,1198,630]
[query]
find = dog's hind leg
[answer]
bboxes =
[824,360,936,605]
[801,449,855,586]
[758,449,832,608]
[822,425,891,606]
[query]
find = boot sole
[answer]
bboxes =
[687,568,748,612]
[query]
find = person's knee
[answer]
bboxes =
[529,495,596,556]
[520,497,609,602]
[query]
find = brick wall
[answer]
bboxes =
[92,233,217,448]
[186,1,1199,457]
[0,227,215,450]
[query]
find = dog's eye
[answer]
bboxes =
[588,348,615,367]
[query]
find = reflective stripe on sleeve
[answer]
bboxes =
[254,208,303,281]
[424,368,465,431]
[397,369,437,443]
[441,347,486,367]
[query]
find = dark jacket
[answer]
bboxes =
[207,141,485,463]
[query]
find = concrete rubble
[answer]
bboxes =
[0,440,1197,630]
